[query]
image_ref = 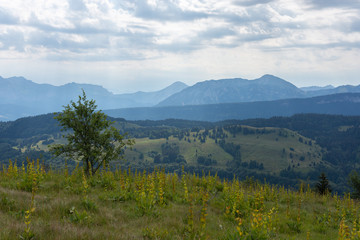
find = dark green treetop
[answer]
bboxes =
[315,172,331,195]
[50,90,134,175]
[349,171,360,199]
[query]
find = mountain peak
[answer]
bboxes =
[258,74,286,82]
[172,81,187,86]
[162,81,188,91]
[260,74,277,78]
[157,75,303,107]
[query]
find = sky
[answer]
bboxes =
[0,0,359,94]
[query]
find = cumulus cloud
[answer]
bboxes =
[0,0,359,92]
[304,0,360,9]
[0,7,19,24]
[0,0,359,61]
[0,29,25,51]
[132,0,209,21]
[68,0,87,12]
[351,18,360,32]
[233,0,275,7]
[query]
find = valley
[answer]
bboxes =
[1,113,358,193]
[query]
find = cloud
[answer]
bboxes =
[304,0,360,9]
[0,7,19,24]
[199,27,236,40]
[0,0,359,67]
[132,0,209,21]
[351,18,360,32]
[68,0,87,11]
[0,29,25,51]
[233,0,274,7]
[45,48,147,62]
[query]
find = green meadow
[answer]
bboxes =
[0,159,358,240]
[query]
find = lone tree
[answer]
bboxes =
[315,172,331,195]
[349,171,360,199]
[50,90,134,175]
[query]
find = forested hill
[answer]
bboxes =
[1,113,360,193]
[235,114,360,174]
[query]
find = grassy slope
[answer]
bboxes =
[123,126,325,174]
[20,125,326,177]
[0,162,356,240]
[227,127,324,173]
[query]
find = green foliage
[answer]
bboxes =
[19,230,35,240]
[142,227,170,239]
[81,198,97,211]
[315,173,332,195]
[218,140,241,166]
[0,192,16,212]
[67,206,90,224]
[286,220,302,234]
[349,171,360,199]
[50,90,134,175]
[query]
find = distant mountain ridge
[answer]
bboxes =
[105,93,360,121]
[157,75,360,107]
[117,81,188,107]
[305,85,360,97]
[1,74,360,121]
[0,76,188,121]
[300,85,334,92]
[157,75,305,106]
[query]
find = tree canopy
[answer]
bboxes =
[315,172,331,195]
[50,90,134,175]
[349,171,360,199]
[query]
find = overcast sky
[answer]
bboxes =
[0,0,359,93]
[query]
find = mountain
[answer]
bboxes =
[0,77,116,120]
[157,75,360,107]
[2,74,360,121]
[306,85,360,97]
[157,75,305,106]
[113,81,188,108]
[300,85,334,92]
[0,76,188,121]
[105,93,360,122]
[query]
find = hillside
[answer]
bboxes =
[1,161,356,239]
[122,127,324,175]
[0,116,324,182]
[2,113,360,192]
[105,93,360,121]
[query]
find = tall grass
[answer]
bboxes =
[0,159,359,239]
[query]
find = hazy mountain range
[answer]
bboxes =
[105,93,360,121]
[1,74,360,121]
[157,75,360,106]
[0,76,187,121]
[300,85,335,92]
[157,74,304,106]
